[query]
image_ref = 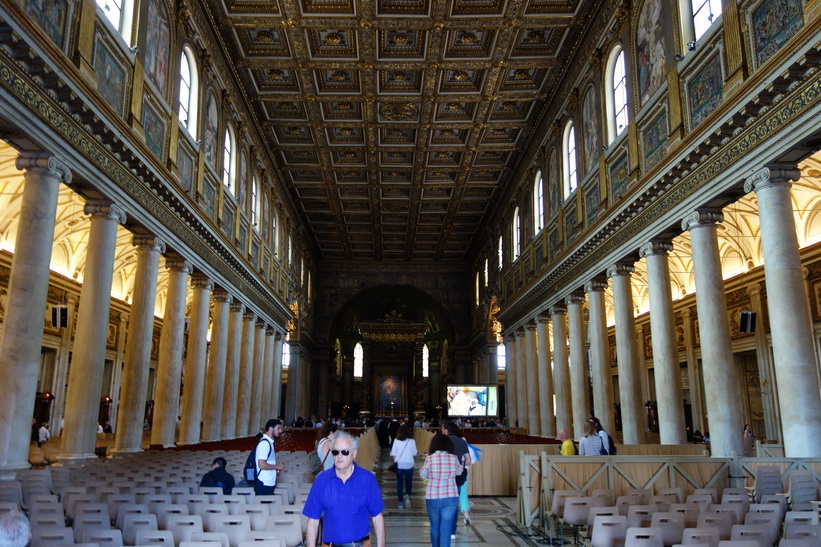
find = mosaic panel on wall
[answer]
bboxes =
[144,0,170,96]
[24,0,70,49]
[238,150,248,211]
[636,0,667,106]
[202,89,219,167]
[609,153,629,200]
[582,87,600,173]
[547,148,560,216]
[688,55,724,129]
[564,200,578,243]
[177,145,195,193]
[201,178,216,219]
[222,201,235,240]
[584,181,601,227]
[752,0,804,67]
[238,222,248,254]
[643,111,668,171]
[94,35,127,116]
[142,99,166,159]
[548,226,560,263]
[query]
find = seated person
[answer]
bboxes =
[200,457,235,494]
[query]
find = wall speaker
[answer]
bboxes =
[51,305,68,328]
[739,310,756,333]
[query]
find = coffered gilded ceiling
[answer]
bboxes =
[204,0,597,262]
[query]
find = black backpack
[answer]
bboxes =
[607,433,617,455]
[243,438,272,482]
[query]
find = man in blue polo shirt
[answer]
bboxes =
[303,431,385,547]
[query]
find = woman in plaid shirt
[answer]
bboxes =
[420,433,464,547]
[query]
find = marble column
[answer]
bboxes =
[586,280,614,433]
[683,210,743,457]
[745,166,821,457]
[535,316,555,437]
[515,330,528,429]
[178,276,213,446]
[271,333,284,419]
[112,236,165,454]
[285,341,299,424]
[640,240,687,444]
[680,308,706,434]
[150,259,191,448]
[299,349,312,418]
[746,285,781,442]
[0,155,69,473]
[486,346,498,386]
[49,294,78,440]
[567,294,589,440]
[608,264,645,444]
[249,320,267,433]
[524,324,540,435]
[59,201,127,460]
[108,313,128,431]
[235,312,256,435]
[551,305,572,436]
[504,335,517,427]
[262,327,276,420]
[202,289,231,442]
[220,300,244,439]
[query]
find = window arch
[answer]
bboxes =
[606,46,629,144]
[222,127,235,193]
[533,170,545,233]
[354,342,363,378]
[178,46,199,137]
[497,236,503,270]
[251,175,260,228]
[497,343,506,369]
[475,272,480,307]
[562,121,578,198]
[690,0,722,42]
[484,258,489,287]
[96,0,134,42]
[282,336,291,369]
[272,209,279,256]
[422,344,429,378]
[512,207,521,260]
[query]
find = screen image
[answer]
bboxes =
[446,385,498,417]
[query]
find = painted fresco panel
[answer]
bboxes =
[636,0,667,106]
[643,111,668,171]
[548,226,560,263]
[178,147,195,193]
[24,0,69,48]
[203,90,219,167]
[94,37,126,115]
[237,150,248,211]
[238,222,248,253]
[582,88,600,173]
[201,178,216,218]
[688,55,723,129]
[609,154,629,199]
[752,0,803,66]
[144,0,170,96]
[584,182,600,227]
[222,202,235,240]
[142,100,166,158]
[547,148,560,216]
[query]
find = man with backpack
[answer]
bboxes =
[255,419,284,495]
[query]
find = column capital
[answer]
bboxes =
[255,319,266,329]
[243,311,256,322]
[526,323,537,332]
[746,283,762,297]
[230,301,245,312]
[191,276,214,291]
[212,289,232,303]
[639,239,673,258]
[566,293,585,306]
[133,235,166,254]
[505,334,516,343]
[536,315,550,325]
[275,332,283,341]
[744,163,800,193]
[680,307,692,318]
[550,303,567,315]
[515,329,525,339]
[607,263,635,277]
[84,201,127,224]
[682,209,723,232]
[585,279,608,293]
[16,153,72,183]
[164,258,191,273]
[266,326,275,335]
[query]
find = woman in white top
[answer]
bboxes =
[315,422,339,472]
[390,423,418,508]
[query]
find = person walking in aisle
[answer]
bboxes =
[420,433,463,547]
[390,423,418,508]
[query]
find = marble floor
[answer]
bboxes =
[372,448,569,546]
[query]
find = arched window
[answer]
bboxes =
[422,344,429,378]
[563,121,578,198]
[251,175,260,228]
[475,272,480,307]
[288,234,293,265]
[282,336,291,369]
[272,210,279,257]
[533,170,545,233]
[497,236,503,270]
[606,46,629,144]
[497,343,506,369]
[96,0,133,41]
[483,258,489,287]
[691,0,722,41]
[178,47,199,137]
[512,207,521,260]
[222,128,235,193]
[354,342,363,378]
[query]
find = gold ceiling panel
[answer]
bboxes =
[204,0,595,261]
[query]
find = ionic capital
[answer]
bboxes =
[243,311,256,322]
[536,315,550,325]
[607,263,635,278]
[639,240,673,258]
[566,293,585,306]
[212,289,232,303]
[585,279,608,293]
[682,209,723,232]
[505,334,516,343]
[16,154,72,183]
[133,235,166,254]
[515,329,525,339]
[549,304,567,316]
[275,332,283,341]
[84,201,127,224]
[526,323,537,332]
[164,258,191,273]
[266,327,275,336]
[230,301,245,313]
[191,275,214,291]
[746,283,762,297]
[255,319,266,329]
[744,163,800,193]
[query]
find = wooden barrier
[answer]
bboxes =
[355,427,379,469]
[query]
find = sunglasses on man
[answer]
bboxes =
[331,449,351,456]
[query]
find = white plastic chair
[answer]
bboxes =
[730,523,772,547]
[590,514,627,547]
[681,526,720,547]
[134,529,175,546]
[166,514,204,545]
[625,526,664,546]
[122,512,158,545]
[214,514,251,547]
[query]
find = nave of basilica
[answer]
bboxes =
[1,0,821,478]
